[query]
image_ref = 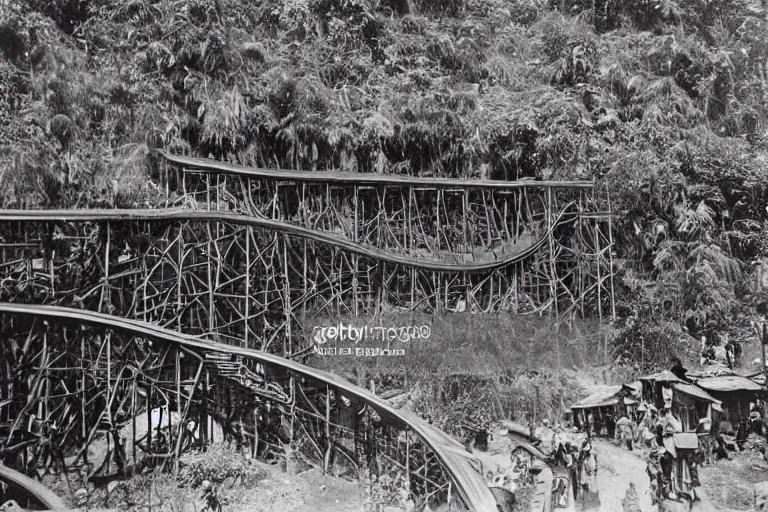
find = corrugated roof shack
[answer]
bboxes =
[570,386,637,436]
[695,376,764,424]
[639,371,721,432]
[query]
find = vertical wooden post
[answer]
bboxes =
[578,190,585,318]
[174,358,203,475]
[462,190,469,253]
[324,386,331,473]
[245,227,250,348]
[252,406,259,460]
[353,184,359,317]
[49,255,55,297]
[146,386,152,454]
[303,239,308,328]
[80,333,87,464]
[405,430,411,497]
[302,184,308,327]
[106,332,112,432]
[547,187,559,317]
[177,223,184,332]
[444,274,449,311]
[213,176,223,335]
[174,350,181,474]
[202,370,209,446]
[206,175,215,337]
[380,262,386,315]
[283,234,291,354]
[289,375,295,443]
[41,330,48,422]
[407,186,413,250]
[132,382,137,467]
[100,223,111,313]
[503,195,511,242]
[594,218,604,326]
[605,185,617,320]
[436,189,441,252]
[760,322,768,422]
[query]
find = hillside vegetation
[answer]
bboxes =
[1,0,768,373]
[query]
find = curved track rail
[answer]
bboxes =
[0,207,576,272]
[0,464,68,511]
[157,151,595,190]
[0,303,498,512]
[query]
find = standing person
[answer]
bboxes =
[655,409,669,447]
[551,426,563,460]
[567,443,581,498]
[696,418,713,466]
[750,401,764,435]
[579,435,597,494]
[616,413,634,451]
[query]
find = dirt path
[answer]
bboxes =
[585,440,656,512]
[584,440,724,512]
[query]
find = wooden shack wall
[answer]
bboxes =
[708,390,757,424]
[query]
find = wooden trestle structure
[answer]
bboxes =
[0,304,498,511]
[0,151,615,353]
[0,152,614,511]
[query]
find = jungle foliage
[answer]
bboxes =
[1,0,768,370]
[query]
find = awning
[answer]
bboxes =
[687,366,736,380]
[672,382,721,405]
[570,386,622,409]
[640,370,686,384]
[697,375,763,393]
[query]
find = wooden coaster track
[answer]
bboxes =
[0,151,614,353]
[0,303,498,512]
[0,152,615,510]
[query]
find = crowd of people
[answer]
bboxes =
[546,421,598,501]
[593,357,766,503]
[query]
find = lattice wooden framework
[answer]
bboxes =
[168,152,614,322]
[0,154,615,511]
[0,304,497,512]
[0,153,614,352]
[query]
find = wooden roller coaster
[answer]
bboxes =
[0,303,498,511]
[0,151,614,352]
[0,152,615,511]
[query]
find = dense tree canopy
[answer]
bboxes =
[1,0,767,369]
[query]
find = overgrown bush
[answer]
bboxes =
[178,445,267,489]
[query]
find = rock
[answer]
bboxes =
[107,480,120,493]
[319,485,327,492]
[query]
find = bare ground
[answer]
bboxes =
[587,440,655,512]
[697,449,768,512]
